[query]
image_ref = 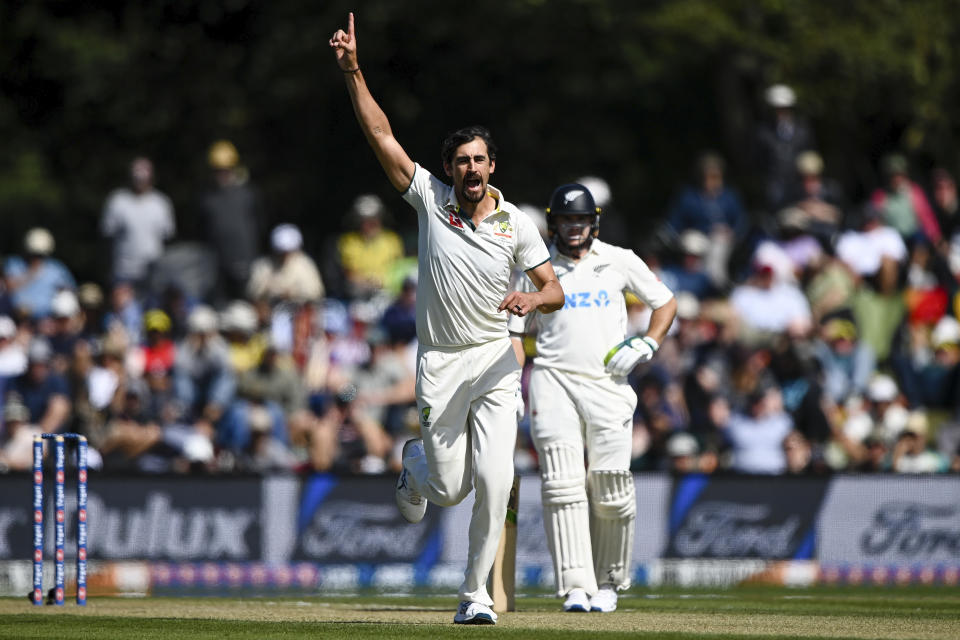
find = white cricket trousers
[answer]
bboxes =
[408,337,521,606]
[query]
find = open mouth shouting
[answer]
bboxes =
[462,174,485,203]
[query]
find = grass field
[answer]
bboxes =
[1,587,959,639]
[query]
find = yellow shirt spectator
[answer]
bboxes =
[338,194,404,297]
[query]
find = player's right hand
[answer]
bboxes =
[330,12,359,71]
[603,336,657,377]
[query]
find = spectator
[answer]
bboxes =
[354,327,416,436]
[0,396,40,472]
[7,338,71,433]
[729,256,812,341]
[48,290,84,373]
[0,316,27,381]
[779,150,844,240]
[663,431,717,474]
[315,383,391,474]
[247,223,324,305]
[891,412,947,472]
[855,435,890,472]
[219,300,267,374]
[199,140,262,302]
[894,315,960,418]
[812,309,876,405]
[139,309,176,376]
[173,305,235,443]
[3,228,76,320]
[236,404,297,472]
[76,283,106,342]
[870,153,940,244]
[100,156,175,297]
[721,385,793,474]
[782,430,816,474]
[381,276,418,346]
[660,230,715,299]
[104,280,144,346]
[929,168,959,241]
[665,152,747,288]
[753,83,817,211]
[223,343,311,455]
[337,194,404,299]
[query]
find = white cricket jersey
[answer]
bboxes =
[403,163,550,348]
[508,240,674,378]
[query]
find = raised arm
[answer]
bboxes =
[330,12,415,192]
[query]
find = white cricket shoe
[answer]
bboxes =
[590,584,618,612]
[395,439,426,523]
[453,600,497,625]
[562,587,590,612]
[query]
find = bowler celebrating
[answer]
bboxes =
[509,184,676,612]
[330,13,564,625]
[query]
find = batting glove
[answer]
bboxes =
[603,336,658,377]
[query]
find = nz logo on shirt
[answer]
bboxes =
[564,289,611,308]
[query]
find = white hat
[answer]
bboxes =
[51,290,80,318]
[351,194,385,219]
[574,176,612,209]
[904,410,929,437]
[679,229,709,256]
[675,292,701,320]
[248,405,273,433]
[0,316,16,339]
[765,84,796,108]
[187,305,219,334]
[28,338,52,363]
[666,432,699,457]
[219,300,258,333]
[24,228,55,256]
[518,203,548,236]
[867,374,898,403]
[931,316,960,348]
[270,223,303,253]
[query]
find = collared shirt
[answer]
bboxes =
[402,164,550,348]
[508,240,673,378]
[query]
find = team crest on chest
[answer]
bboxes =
[494,220,513,238]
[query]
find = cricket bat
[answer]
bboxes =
[489,474,520,613]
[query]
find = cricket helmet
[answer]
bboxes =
[546,183,602,253]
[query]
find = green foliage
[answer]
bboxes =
[2,1,959,280]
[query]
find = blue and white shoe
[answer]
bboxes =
[562,587,590,612]
[395,439,426,523]
[589,584,618,612]
[453,600,497,625]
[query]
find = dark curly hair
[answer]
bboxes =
[440,125,497,170]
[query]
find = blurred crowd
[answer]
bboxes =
[3,85,960,476]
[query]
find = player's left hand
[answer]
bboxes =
[603,336,658,377]
[499,291,537,317]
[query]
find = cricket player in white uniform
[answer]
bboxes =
[330,13,564,625]
[509,184,676,612]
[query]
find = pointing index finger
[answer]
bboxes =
[348,12,355,39]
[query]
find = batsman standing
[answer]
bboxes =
[330,13,564,625]
[509,184,676,612]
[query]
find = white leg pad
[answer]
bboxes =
[540,442,597,596]
[588,469,635,590]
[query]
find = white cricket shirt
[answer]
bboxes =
[403,164,550,348]
[508,240,674,378]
